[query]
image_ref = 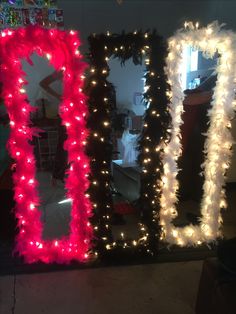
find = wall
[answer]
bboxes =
[58,1,236,43]
[55,0,236,181]
[108,58,146,115]
[22,54,56,104]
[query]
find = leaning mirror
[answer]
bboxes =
[0,27,92,263]
[86,31,170,257]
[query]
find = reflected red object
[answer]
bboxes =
[114,202,136,215]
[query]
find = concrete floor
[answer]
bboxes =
[0,260,202,314]
[0,166,230,313]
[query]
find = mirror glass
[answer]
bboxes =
[23,54,71,240]
[173,47,218,227]
[108,58,146,241]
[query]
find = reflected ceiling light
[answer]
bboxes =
[58,198,72,205]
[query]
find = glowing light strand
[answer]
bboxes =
[160,22,236,246]
[0,26,93,263]
[86,30,170,255]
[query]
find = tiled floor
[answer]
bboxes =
[0,260,202,314]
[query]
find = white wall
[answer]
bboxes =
[22,54,55,104]
[108,58,146,115]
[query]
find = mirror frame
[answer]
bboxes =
[0,26,93,263]
[86,30,171,258]
[160,22,236,246]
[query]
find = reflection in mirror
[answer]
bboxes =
[0,82,17,244]
[173,46,218,227]
[108,58,146,242]
[23,54,71,240]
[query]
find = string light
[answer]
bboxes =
[1,26,93,263]
[160,21,236,246]
[86,30,169,256]
[46,53,51,60]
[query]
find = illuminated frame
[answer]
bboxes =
[0,26,93,263]
[160,22,236,246]
[86,31,170,256]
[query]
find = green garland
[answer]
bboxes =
[85,30,171,258]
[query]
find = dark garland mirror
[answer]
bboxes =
[85,31,170,258]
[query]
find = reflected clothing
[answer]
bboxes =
[121,130,138,164]
[181,74,217,152]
